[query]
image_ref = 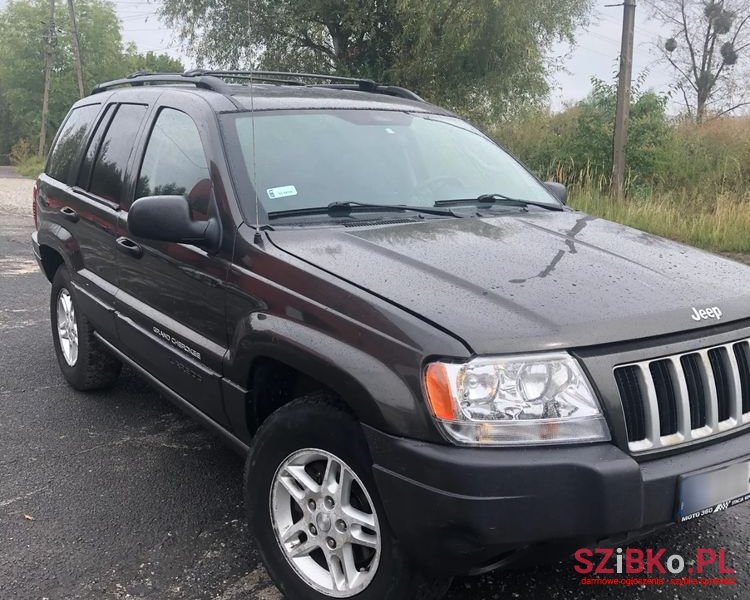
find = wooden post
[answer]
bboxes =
[67,0,85,98]
[39,0,56,157]
[612,0,636,199]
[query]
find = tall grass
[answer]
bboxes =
[570,186,750,253]
[9,137,44,178]
[496,98,750,254]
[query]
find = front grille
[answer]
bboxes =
[614,339,750,452]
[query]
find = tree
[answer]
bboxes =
[0,0,184,159]
[123,45,184,74]
[159,0,593,121]
[646,0,750,122]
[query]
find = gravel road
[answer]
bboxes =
[1,170,748,600]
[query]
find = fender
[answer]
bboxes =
[36,220,83,276]
[223,313,441,443]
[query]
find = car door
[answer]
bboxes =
[38,101,148,341]
[114,98,231,426]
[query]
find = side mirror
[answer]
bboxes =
[128,195,220,250]
[544,182,567,205]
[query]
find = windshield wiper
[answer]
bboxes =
[268,201,460,220]
[435,194,563,212]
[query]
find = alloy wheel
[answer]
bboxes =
[56,288,78,366]
[269,448,381,597]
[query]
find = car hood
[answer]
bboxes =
[267,212,750,354]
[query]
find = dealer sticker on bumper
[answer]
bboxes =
[677,461,750,523]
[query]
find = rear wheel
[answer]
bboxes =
[244,394,451,600]
[50,266,121,390]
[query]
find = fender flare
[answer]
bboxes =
[224,313,437,442]
[36,221,83,277]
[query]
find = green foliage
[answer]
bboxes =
[0,0,121,156]
[0,0,183,158]
[122,45,184,74]
[656,116,750,195]
[15,155,46,179]
[497,78,750,252]
[499,79,671,193]
[9,137,34,165]
[9,138,45,177]
[159,0,593,121]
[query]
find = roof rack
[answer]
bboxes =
[91,73,232,95]
[92,70,424,103]
[315,83,424,102]
[184,69,378,89]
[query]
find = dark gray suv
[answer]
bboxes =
[32,71,750,600]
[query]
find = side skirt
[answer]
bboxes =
[94,332,249,456]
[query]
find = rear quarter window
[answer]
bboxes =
[46,104,101,184]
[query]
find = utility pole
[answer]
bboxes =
[67,0,85,98]
[612,0,636,200]
[39,0,56,157]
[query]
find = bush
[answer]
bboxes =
[9,137,32,166]
[8,137,43,178]
[496,79,672,195]
[14,155,45,178]
[492,81,750,253]
[496,79,750,206]
[658,116,750,195]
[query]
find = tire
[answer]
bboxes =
[50,265,122,391]
[244,394,451,600]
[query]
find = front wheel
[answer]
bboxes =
[244,395,451,600]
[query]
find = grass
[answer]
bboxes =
[569,188,750,254]
[14,155,44,178]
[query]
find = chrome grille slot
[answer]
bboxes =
[709,347,732,423]
[614,338,750,452]
[736,341,750,415]
[649,360,678,436]
[614,366,646,442]
[681,354,707,429]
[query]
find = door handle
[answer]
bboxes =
[60,206,79,223]
[116,236,143,259]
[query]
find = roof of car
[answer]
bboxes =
[89,71,453,115]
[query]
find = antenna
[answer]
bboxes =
[248,0,263,245]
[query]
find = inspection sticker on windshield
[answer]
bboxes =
[267,185,298,199]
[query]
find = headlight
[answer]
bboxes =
[423,352,610,446]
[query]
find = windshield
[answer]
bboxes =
[224,110,560,219]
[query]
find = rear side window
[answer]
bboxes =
[135,108,211,220]
[77,104,115,188]
[46,104,100,184]
[89,104,148,204]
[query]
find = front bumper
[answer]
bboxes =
[364,425,750,575]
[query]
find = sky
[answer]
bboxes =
[1,0,677,110]
[549,0,675,108]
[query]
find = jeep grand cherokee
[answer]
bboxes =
[31,71,750,600]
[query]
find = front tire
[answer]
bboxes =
[244,395,451,600]
[50,266,121,391]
